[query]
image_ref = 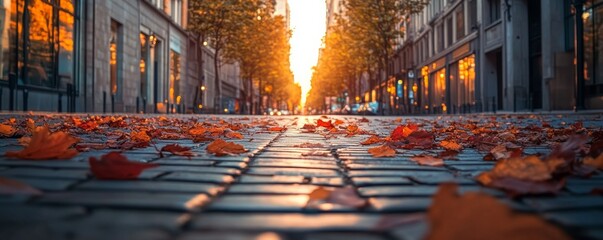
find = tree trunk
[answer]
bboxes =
[213,50,221,114]
[248,74,253,115]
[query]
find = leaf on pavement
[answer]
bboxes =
[317,119,334,129]
[306,186,367,209]
[361,135,383,145]
[206,139,248,156]
[425,183,570,240]
[294,142,324,148]
[160,144,195,158]
[484,144,523,161]
[0,124,17,137]
[390,123,419,141]
[346,124,359,135]
[225,131,244,139]
[130,130,151,143]
[368,145,396,157]
[411,155,445,166]
[301,150,330,157]
[584,154,603,170]
[440,140,462,152]
[189,126,207,136]
[268,126,286,132]
[0,177,43,195]
[89,152,158,180]
[5,126,78,160]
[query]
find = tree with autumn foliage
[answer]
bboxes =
[188,0,265,113]
[307,0,428,115]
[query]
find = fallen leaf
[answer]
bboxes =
[0,177,43,195]
[5,126,78,160]
[411,155,445,166]
[368,145,396,157]
[160,144,195,157]
[130,130,151,143]
[89,152,158,180]
[18,136,31,146]
[391,124,418,141]
[346,124,359,135]
[206,139,248,156]
[0,124,17,137]
[189,126,207,135]
[225,131,244,139]
[425,183,570,240]
[485,144,523,161]
[293,142,324,148]
[406,130,434,148]
[301,151,330,157]
[317,119,334,129]
[306,186,367,209]
[361,135,383,145]
[333,119,344,125]
[584,154,603,170]
[268,126,286,132]
[440,140,462,152]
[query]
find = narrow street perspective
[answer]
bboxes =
[1,0,603,239]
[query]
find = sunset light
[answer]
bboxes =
[289,0,326,106]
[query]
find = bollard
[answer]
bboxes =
[23,89,28,111]
[111,94,115,113]
[58,92,63,113]
[136,96,140,113]
[103,91,107,113]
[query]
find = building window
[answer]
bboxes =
[446,17,453,47]
[169,49,181,109]
[584,2,603,89]
[458,54,476,108]
[140,33,149,101]
[3,0,77,89]
[455,5,465,41]
[468,0,478,31]
[110,20,121,98]
[432,68,446,112]
[436,23,444,52]
[171,0,182,25]
[489,0,501,25]
[149,0,163,10]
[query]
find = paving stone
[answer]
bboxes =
[37,191,209,211]
[523,196,603,211]
[409,175,476,185]
[247,167,341,177]
[178,232,288,240]
[0,160,89,169]
[9,176,79,191]
[303,233,388,240]
[389,219,428,240]
[369,198,431,212]
[358,185,503,197]
[352,177,413,187]
[216,162,248,169]
[0,168,89,180]
[0,195,31,203]
[72,229,172,240]
[76,209,190,231]
[251,160,339,170]
[76,180,223,195]
[447,164,494,171]
[311,177,345,186]
[191,213,408,231]
[148,166,241,175]
[227,184,318,195]
[544,210,603,228]
[0,205,85,223]
[238,175,306,184]
[345,163,446,171]
[565,178,603,194]
[208,195,309,212]
[348,170,454,178]
[160,172,235,184]
[151,159,215,166]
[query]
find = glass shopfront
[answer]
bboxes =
[0,0,78,90]
[584,0,603,96]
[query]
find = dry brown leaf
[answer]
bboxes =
[368,145,396,157]
[440,140,462,152]
[301,151,330,157]
[225,131,244,139]
[0,124,17,137]
[346,124,359,135]
[410,155,445,166]
[268,126,286,132]
[425,183,570,240]
[361,135,383,145]
[306,186,367,209]
[131,130,151,143]
[294,142,324,148]
[206,139,247,156]
[584,154,603,170]
[189,126,207,135]
[5,126,78,160]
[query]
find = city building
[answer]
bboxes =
[389,0,603,114]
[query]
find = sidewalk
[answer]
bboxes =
[0,114,601,240]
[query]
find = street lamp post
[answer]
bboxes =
[573,0,586,111]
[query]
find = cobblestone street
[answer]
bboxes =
[0,113,602,240]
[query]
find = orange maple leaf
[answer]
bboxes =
[5,126,78,160]
[0,124,16,137]
[225,131,244,139]
[130,130,151,143]
[411,155,445,166]
[206,139,248,156]
[361,135,383,145]
[391,124,419,141]
[368,145,396,157]
[189,126,207,135]
[426,183,570,240]
[268,126,286,132]
[440,140,462,152]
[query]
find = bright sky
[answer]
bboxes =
[289,0,326,106]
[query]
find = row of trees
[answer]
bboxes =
[306,0,428,115]
[188,0,301,114]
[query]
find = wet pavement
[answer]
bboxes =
[0,114,602,240]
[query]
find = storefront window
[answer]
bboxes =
[458,54,476,107]
[140,33,149,100]
[433,68,446,112]
[2,0,77,89]
[169,49,181,109]
[584,2,603,89]
[421,66,429,110]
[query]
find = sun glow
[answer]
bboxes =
[289,0,326,106]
